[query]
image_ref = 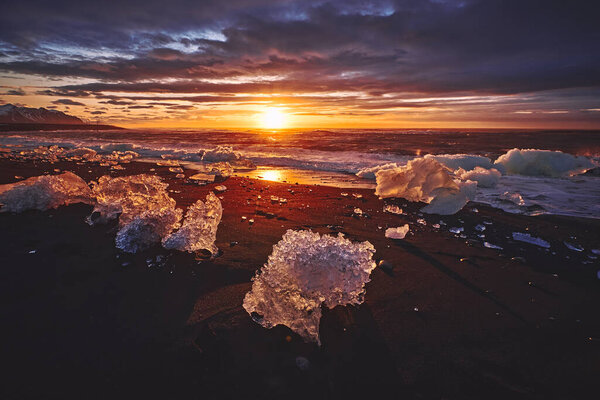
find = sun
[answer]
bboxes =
[260,108,286,129]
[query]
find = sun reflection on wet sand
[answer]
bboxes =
[258,169,284,182]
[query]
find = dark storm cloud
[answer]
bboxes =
[51,98,85,106]
[4,88,26,95]
[0,0,599,115]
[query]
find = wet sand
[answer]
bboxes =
[1,158,599,399]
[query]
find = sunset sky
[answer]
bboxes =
[0,0,599,129]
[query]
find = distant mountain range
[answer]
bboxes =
[0,104,84,124]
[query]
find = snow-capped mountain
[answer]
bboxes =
[0,104,83,124]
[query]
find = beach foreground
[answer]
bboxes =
[1,158,599,400]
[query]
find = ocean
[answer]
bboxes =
[1,128,599,218]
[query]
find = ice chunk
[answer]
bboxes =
[201,146,241,162]
[421,180,476,215]
[512,232,551,248]
[116,208,182,253]
[356,163,398,179]
[353,208,363,216]
[88,174,176,225]
[375,157,474,215]
[456,167,501,188]
[383,204,403,214]
[188,173,216,184]
[424,154,493,171]
[494,149,594,177]
[564,242,584,252]
[484,242,503,250]
[592,249,600,255]
[0,172,93,213]
[162,192,223,254]
[385,224,409,239]
[449,227,464,234]
[475,224,486,232]
[214,185,227,192]
[243,230,376,344]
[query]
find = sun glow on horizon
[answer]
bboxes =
[260,108,287,130]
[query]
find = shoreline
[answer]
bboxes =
[1,157,599,399]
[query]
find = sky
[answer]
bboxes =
[0,0,599,129]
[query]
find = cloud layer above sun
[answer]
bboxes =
[1,0,599,128]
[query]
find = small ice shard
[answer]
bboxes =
[175,173,185,179]
[353,208,363,216]
[214,185,227,192]
[417,218,426,225]
[169,167,184,173]
[242,216,247,221]
[563,242,584,252]
[449,227,464,234]
[385,224,410,239]
[512,232,551,248]
[279,198,287,203]
[484,242,503,250]
[0,172,93,213]
[28,250,37,254]
[162,192,223,254]
[116,208,183,253]
[383,204,403,214]
[188,173,216,184]
[352,193,362,199]
[500,191,525,206]
[270,195,279,202]
[249,218,255,225]
[375,157,475,215]
[432,223,440,229]
[592,249,600,255]
[475,224,486,232]
[243,230,376,344]
[340,192,348,197]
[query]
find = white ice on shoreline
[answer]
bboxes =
[0,172,93,213]
[495,149,594,177]
[456,167,501,188]
[374,157,475,215]
[243,230,376,345]
[385,225,409,239]
[512,232,551,248]
[162,192,223,254]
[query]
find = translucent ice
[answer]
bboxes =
[201,146,241,162]
[484,242,503,250]
[356,163,398,179]
[512,232,551,248]
[563,242,584,252]
[116,208,183,253]
[424,154,493,171]
[495,149,594,177]
[243,230,377,344]
[456,167,501,188]
[0,172,93,213]
[383,204,403,214]
[375,157,474,215]
[385,224,409,239]
[162,192,223,254]
[88,174,176,226]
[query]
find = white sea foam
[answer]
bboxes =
[243,230,376,344]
